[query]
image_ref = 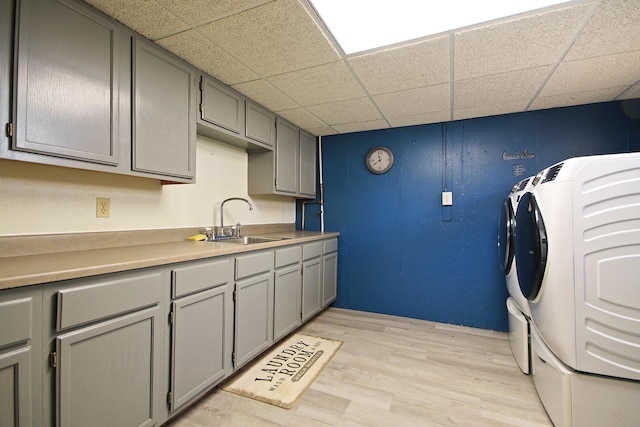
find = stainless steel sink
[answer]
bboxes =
[218,236,291,245]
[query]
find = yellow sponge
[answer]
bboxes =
[187,234,207,241]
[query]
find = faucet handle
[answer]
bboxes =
[235,223,241,238]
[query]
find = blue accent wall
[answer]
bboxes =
[299,99,640,331]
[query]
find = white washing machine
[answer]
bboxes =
[499,176,534,317]
[515,152,640,382]
[499,176,533,373]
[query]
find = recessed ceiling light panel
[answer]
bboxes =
[310,0,573,54]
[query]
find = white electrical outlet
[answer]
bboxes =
[96,197,110,218]
[442,192,453,206]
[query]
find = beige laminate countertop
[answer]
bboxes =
[0,231,339,290]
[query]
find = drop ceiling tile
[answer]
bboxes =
[197,0,340,77]
[565,0,640,61]
[454,3,592,80]
[156,30,258,85]
[373,84,450,119]
[348,36,450,95]
[157,0,269,25]
[308,98,382,125]
[308,126,337,136]
[332,120,390,134]
[268,61,367,107]
[529,86,628,111]
[540,50,640,97]
[83,0,188,40]
[277,108,327,132]
[231,80,299,112]
[388,111,451,128]
[618,83,640,100]
[454,67,551,109]
[454,101,528,121]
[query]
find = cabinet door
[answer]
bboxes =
[245,101,275,147]
[273,264,302,341]
[56,306,162,427]
[0,348,31,427]
[299,131,317,197]
[200,75,244,134]
[301,257,322,323]
[0,287,42,427]
[13,0,121,165]
[132,37,195,180]
[170,284,232,412]
[322,252,338,307]
[234,272,273,369]
[275,118,298,194]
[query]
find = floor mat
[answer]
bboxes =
[222,333,343,409]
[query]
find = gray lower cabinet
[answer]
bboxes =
[168,258,233,412]
[132,37,196,181]
[273,246,302,341]
[47,270,164,427]
[322,238,338,307]
[233,251,274,369]
[301,242,323,322]
[0,286,43,427]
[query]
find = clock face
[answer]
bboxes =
[366,146,394,174]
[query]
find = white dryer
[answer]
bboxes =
[515,152,640,382]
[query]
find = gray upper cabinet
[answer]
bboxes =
[132,37,196,181]
[248,117,317,199]
[200,75,244,135]
[245,100,275,147]
[197,74,273,152]
[275,118,299,194]
[12,0,123,165]
[299,130,317,197]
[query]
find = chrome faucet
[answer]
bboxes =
[220,197,253,236]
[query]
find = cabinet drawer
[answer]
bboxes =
[235,251,273,280]
[56,271,162,330]
[275,246,301,269]
[0,297,33,347]
[302,241,322,261]
[323,238,338,254]
[172,258,232,298]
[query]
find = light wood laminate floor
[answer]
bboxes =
[167,308,552,426]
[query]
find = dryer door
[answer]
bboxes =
[498,198,515,274]
[515,192,548,300]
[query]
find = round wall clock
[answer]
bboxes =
[366,146,394,174]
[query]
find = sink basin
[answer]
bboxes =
[217,236,291,245]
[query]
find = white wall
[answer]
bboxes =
[0,136,295,236]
